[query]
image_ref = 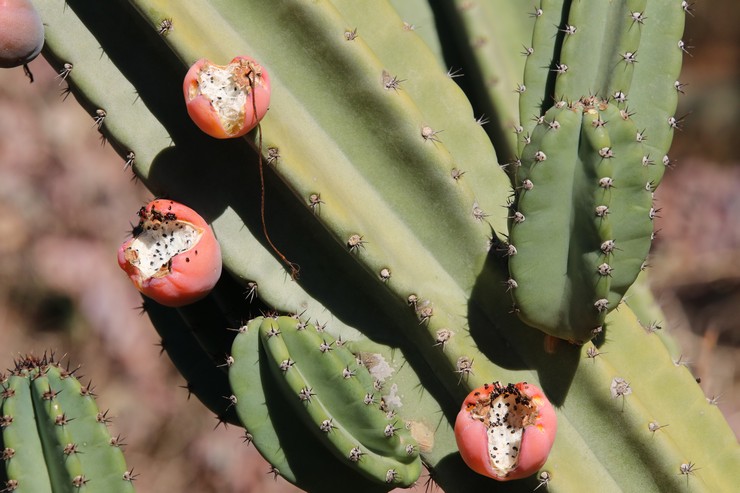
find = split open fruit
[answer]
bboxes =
[118,199,222,307]
[183,56,271,139]
[454,382,557,481]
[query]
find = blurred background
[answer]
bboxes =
[0,2,737,491]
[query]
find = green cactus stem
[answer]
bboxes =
[257,316,421,487]
[2,372,53,493]
[26,1,740,492]
[1,354,135,492]
[508,97,654,342]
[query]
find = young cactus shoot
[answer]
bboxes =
[118,199,222,307]
[183,56,271,138]
[455,382,557,481]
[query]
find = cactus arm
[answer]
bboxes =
[30,0,382,348]
[31,365,135,492]
[627,0,685,187]
[32,0,174,182]
[554,1,645,101]
[581,308,740,492]
[258,317,422,487]
[229,318,397,492]
[29,372,78,493]
[1,375,54,493]
[508,102,595,339]
[518,0,564,155]
[508,98,656,341]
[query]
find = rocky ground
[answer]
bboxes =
[0,3,737,491]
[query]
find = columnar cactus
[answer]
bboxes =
[0,354,135,492]
[6,0,740,492]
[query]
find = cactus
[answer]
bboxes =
[0,354,135,492]
[233,316,422,488]
[508,97,655,342]
[8,0,739,492]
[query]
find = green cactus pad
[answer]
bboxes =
[517,0,565,154]
[258,317,421,487]
[229,317,402,492]
[1,374,53,493]
[509,98,654,342]
[1,355,134,493]
[553,0,646,102]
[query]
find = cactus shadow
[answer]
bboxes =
[467,249,582,407]
[147,140,465,420]
[433,452,544,493]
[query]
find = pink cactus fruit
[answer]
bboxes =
[455,382,557,481]
[0,0,45,68]
[118,199,222,307]
[183,56,271,139]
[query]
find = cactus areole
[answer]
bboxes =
[183,56,271,139]
[118,199,222,307]
[455,382,557,481]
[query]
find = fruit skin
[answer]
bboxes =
[0,0,45,68]
[454,382,557,481]
[183,56,271,139]
[117,199,221,307]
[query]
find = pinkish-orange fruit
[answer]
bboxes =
[183,56,271,139]
[455,382,557,481]
[0,0,44,68]
[118,199,222,307]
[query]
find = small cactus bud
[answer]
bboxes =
[183,56,271,138]
[455,382,557,481]
[118,199,222,307]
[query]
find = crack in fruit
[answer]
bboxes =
[125,208,201,279]
[466,383,537,476]
[118,200,222,307]
[455,382,556,481]
[184,56,270,139]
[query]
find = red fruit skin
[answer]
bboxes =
[0,0,45,68]
[455,382,557,481]
[183,56,271,139]
[118,200,222,307]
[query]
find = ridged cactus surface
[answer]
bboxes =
[0,354,135,492]
[14,0,740,492]
[508,98,655,342]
